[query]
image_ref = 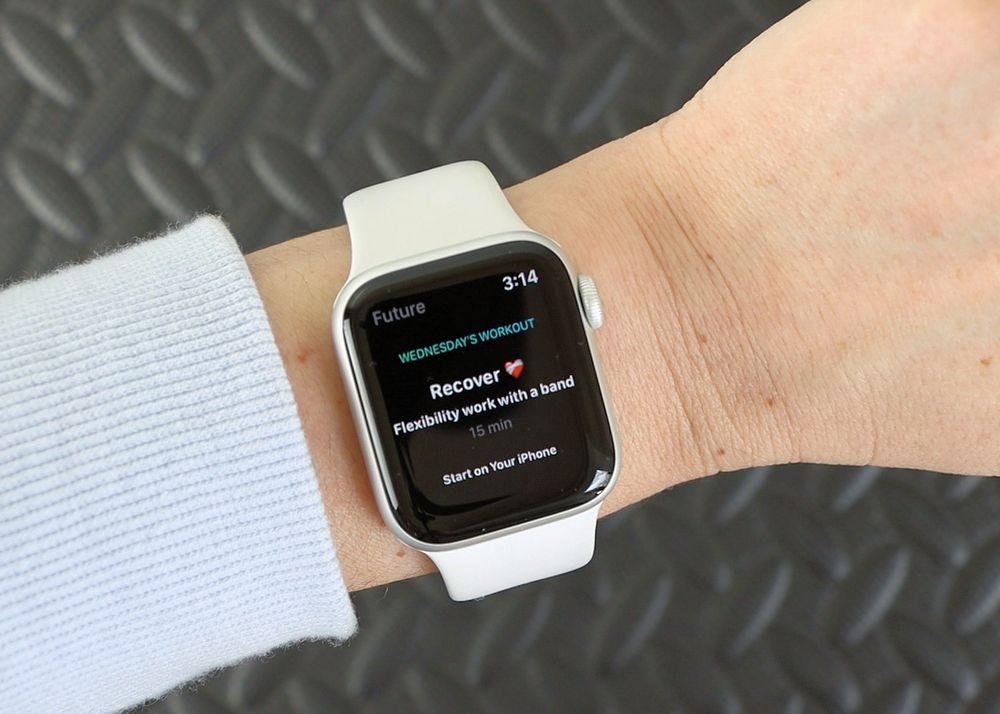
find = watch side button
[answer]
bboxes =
[578,274,604,329]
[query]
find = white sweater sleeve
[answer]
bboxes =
[0,217,357,714]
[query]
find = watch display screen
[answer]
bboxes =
[343,241,616,544]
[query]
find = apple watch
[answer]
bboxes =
[331,161,619,600]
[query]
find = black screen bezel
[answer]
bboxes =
[342,239,616,544]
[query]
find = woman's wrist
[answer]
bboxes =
[244,227,419,590]
[243,117,806,591]
[503,124,800,486]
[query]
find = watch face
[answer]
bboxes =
[343,240,616,544]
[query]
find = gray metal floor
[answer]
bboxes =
[1,1,998,712]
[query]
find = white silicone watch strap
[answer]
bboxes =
[343,161,529,277]
[428,505,601,601]
[342,161,603,600]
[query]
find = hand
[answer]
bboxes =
[246,0,1000,591]
[644,0,1000,475]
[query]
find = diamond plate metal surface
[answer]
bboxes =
[1,1,997,712]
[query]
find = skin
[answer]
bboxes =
[246,0,1000,592]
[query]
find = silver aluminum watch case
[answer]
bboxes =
[331,229,621,554]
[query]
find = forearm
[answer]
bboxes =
[249,78,999,594]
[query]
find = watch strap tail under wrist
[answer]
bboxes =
[427,504,600,601]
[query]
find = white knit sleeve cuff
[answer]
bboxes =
[0,216,357,714]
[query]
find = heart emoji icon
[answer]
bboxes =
[504,359,524,378]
